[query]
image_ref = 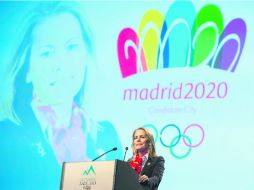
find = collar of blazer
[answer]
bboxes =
[141,156,156,172]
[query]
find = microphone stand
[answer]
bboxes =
[123,147,128,161]
[92,147,117,161]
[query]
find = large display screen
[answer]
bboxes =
[0,1,254,189]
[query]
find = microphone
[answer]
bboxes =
[92,147,118,161]
[123,147,128,161]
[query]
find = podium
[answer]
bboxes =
[60,160,143,190]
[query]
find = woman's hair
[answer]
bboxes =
[131,127,157,157]
[0,1,93,124]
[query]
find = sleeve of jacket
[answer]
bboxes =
[148,156,165,189]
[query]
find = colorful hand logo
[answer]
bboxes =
[117,1,246,78]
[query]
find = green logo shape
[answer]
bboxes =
[83,165,96,175]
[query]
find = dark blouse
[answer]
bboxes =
[129,155,165,190]
[140,156,165,190]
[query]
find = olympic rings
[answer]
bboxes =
[143,124,159,143]
[169,134,192,159]
[143,123,205,159]
[183,123,205,148]
[160,124,181,148]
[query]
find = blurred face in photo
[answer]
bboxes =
[28,13,87,105]
[133,129,149,153]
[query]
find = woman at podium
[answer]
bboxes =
[129,127,165,190]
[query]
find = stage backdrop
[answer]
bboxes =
[0,1,254,190]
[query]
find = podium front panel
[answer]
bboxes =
[61,161,116,190]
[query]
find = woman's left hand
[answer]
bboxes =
[139,175,149,183]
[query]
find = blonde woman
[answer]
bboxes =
[0,2,122,189]
[129,127,165,190]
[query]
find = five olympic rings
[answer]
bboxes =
[144,123,205,159]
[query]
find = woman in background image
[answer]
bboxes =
[129,127,165,190]
[0,2,123,189]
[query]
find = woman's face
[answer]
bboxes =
[133,129,149,153]
[28,13,87,104]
